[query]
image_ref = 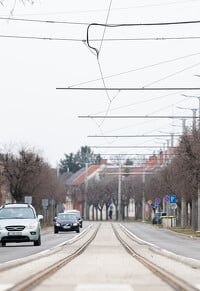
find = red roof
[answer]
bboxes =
[71,164,101,186]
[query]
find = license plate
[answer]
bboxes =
[8,231,22,236]
[63,225,70,229]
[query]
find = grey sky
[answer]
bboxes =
[1,0,200,166]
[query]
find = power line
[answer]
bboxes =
[86,20,200,54]
[2,16,200,26]
[4,35,199,42]
[68,52,200,88]
[0,34,82,41]
[0,16,90,25]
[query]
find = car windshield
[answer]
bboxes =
[57,214,77,221]
[66,211,80,218]
[0,207,35,219]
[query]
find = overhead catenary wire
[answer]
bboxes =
[92,0,113,124]
[86,19,200,55]
[68,52,200,88]
[2,34,200,42]
[1,16,200,26]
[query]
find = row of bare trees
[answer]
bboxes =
[0,146,66,214]
[73,128,200,229]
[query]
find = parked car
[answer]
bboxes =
[0,203,43,247]
[152,212,167,224]
[53,213,80,234]
[64,209,83,228]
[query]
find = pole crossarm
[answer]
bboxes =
[97,153,177,156]
[57,87,200,91]
[90,146,164,148]
[88,134,181,137]
[79,115,198,119]
[105,172,155,175]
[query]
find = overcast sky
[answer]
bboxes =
[1,0,200,167]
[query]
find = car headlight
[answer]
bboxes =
[27,222,38,229]
[0,225,4,230]
[56,222,61,226]
[73,223,78,226]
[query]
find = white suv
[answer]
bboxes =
[0,203,43,247]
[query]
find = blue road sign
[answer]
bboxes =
[164,195,170,203]
[170,195,176,204]
[155,197,161,204]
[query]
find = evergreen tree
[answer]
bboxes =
[59,146,102,173]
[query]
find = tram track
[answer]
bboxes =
[0,224,94,273]
[1,222,200,291]
[112,223,199,291]
[1,223,100,291]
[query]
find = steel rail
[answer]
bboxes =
[112,223,199,291]
[7,224,100,291]
[0,224,93,273]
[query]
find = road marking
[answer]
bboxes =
[75,284,133,291]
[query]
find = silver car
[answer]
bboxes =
[0,203,43,247]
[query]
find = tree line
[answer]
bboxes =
[63,130,200,230]
[0,146,66,213]
[1,127,199,230]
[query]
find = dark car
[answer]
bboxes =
[53,213,80,234]
[64,210,83,228]
[152,212,167,224]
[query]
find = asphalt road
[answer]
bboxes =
[0,222,91,264]
[122,221,200,260]
[1,221,200,264]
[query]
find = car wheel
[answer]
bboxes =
[76,227,80,233]
[2,242,6,247]
[80,223,83,228]
[34,235,41,246]
[54,228,58,234]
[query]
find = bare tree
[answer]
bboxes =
[0,147,49,203]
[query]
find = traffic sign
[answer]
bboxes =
[164,195,170,203]
[170,195,177,204]
[155,197,161,204]
[170,203,177,210]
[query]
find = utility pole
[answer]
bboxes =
[181,118,186,133]
[118,164,122,221]
[177,106,197,132]
[182,94,200,129]
[181,95,200,231]
[84,163,88,220]
[142,162,145,222]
